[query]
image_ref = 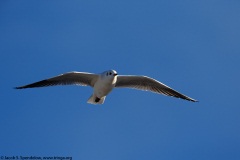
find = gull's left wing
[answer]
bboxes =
[115,75,198,102]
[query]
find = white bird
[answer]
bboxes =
[15,69,198,104]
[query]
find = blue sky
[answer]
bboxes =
[1,0,240,159]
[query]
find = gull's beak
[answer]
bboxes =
[114,73,118,76]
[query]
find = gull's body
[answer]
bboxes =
[15,70,198,104]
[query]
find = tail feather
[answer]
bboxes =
[87,94,106,105]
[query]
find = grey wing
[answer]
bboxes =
[115,75,198,102]
[15,72,99,89]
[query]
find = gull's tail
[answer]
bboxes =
[87,94,106,105]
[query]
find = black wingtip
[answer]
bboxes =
[191,99,199,102]
[14,86,25,89]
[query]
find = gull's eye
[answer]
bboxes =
[109,72,112,75]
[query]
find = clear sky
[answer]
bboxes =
[1,0,240,160]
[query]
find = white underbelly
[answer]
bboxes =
[94,81,114,98]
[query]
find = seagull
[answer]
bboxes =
[15,69,198,104]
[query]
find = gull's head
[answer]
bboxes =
[102,70,118,80]
[103,70,118,76]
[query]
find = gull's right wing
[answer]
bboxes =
[15,72,99,89]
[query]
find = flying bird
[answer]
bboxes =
[15,70,198,104]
